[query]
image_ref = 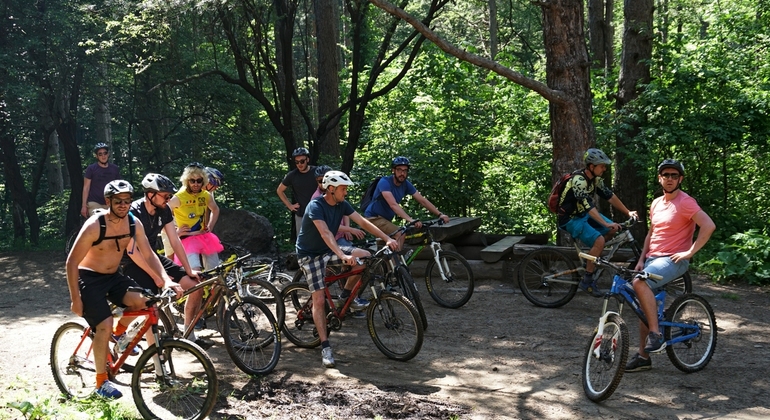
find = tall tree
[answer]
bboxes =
[315,0,341,157]
[588,0,614,74]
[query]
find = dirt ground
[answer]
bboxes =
[1,249,770,419]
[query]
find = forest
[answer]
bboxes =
[1,0,768,284]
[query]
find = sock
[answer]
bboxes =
[321,340,330,349]
[188,331,197,341]
[114,322,128,336]
[340,289,352,299]
[96,372,109,389]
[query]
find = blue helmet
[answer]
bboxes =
[205,167,224,187]
[314,165,332,178]
[292,147,310,158]
[391,156,410,168]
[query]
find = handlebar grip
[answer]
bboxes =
[578,252,597,262]
[647,272,663,281]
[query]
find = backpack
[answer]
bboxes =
[359,175,384,213]
[547,170,582,214]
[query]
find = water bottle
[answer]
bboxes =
[403,249,414,261]
[118,319,145,353]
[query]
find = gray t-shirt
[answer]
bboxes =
[296,196,355,258]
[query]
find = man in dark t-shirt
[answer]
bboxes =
[277,147,317,239]
[81,143,121,217]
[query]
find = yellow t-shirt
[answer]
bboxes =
[173,189,211,232]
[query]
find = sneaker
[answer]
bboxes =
[111,333,140,356]
[94,380,123,399]
[349,310,367,319]
[644,332,667,353]
[578,279,604,297]
[350,297,370,310]
[194,318,206,330]
[625,352,652,372]
[321,347,336,368]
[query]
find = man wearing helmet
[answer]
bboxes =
[363,156,450,248]
[81,143,121,217]
[625,159,715,371]
[296,170,398,368]
[557,148,638,296]
[119,173,210,347]
[276,147,317,240]
[311,165,365,248]
[66,180,182,399]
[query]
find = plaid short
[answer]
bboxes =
[298,246,357,292]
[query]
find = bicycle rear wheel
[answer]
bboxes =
[425,250,474,309]
[518,248,580,308]
[222,297,281,375]
[394,265,428,331]
[664,294,717,373]
[582,313,628,402]
[132,338,218,420]
[663,271,693,304]
[50,322,96,399]
[243,272,288,327]
[367,291,424,361]
[281,282,322,348]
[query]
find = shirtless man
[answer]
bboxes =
[65,180,182,399]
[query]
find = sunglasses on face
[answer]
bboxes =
[189,178,204,184]
[660,173,681,180]
[295,158,308,165]
[111,198,131,205]
[97,152,109,156]
[156,193,172,201]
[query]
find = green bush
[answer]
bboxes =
[702,229,770,285]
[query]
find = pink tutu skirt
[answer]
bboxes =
[174,232,224,265]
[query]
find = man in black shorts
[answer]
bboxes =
[66,180,181,399]
[120,173,209,346]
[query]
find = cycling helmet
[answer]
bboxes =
[657,159,685,175]
[93,143,109,153]
[322,170,354,189]
[104,180,134,198]
[583,148,612,166]
[391,156,411,168]
[205,167,224,187]
[314,165,332,178]
[292,147,310,158]
[141,173,177,193]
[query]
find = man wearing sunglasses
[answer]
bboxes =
[277,147,317,240]
[625,159,715,371]
[81,143,121,217]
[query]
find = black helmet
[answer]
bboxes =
[93,143,109,153]
[141,173,176,193]
[104,180,133,198]
[583,148,611,166]
[314,165,332,178]
[391,156,410,168]
[292,147,310,158]
[657,159,685,175]
[205,167,224,187]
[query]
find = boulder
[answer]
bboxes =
[213,208,275,254]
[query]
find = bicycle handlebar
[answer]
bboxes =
[578,252,663,281]
[127,286,179,307]
[198,253,253,279]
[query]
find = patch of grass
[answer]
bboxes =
[720,292,740,301]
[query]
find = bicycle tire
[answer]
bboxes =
[281,282,322,348]
[222,296,281,375]
[582,313,629,402]
[394,265,428,331]
[243,272,288,327]
[50,322,97,399]
[518,248,580,308]
[367,291,424,361]
[131,338,218,420]
[664,293,717,373]
[663,271,693,302]
[425,250,474,308]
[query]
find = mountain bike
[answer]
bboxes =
[579,253,717,402]
[50,287,218,420]
[160,254,281,376]
[282,244,424,361]
[517,217,692,308]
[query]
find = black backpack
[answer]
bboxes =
[359,175,384,213]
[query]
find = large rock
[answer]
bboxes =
[213,208,275,254]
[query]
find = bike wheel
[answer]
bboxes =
[367,291,424,361]
[663,271,693,303]
[222,297,281,375]
[242,273,288,327]
[132,338,218,420]
[664,294,717,373]
[280,282,322,348]
[50,322,96,399]
[425,250,474,309]
[518,248,579,308]
[395,265,428,331]
[582,313,629,402]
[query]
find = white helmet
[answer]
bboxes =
[322,171,354,189]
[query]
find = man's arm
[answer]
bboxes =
[381,191,414,223]
[81,177,92,217]
[349,212,399,250]
[65,222,98,316]
[607,195,638,220]
[206,194,220,232]
[412,191,450,224]
[312,219,357,266]
[128,221,181,294]
[672,210,716,263]
[162,222,198,278]
[277,182,299,213]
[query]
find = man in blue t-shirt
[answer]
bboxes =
[296,170,397,369]
[364,156,449,248]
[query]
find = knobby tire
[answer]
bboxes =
[582,313,628,402]
[425,250,474,309]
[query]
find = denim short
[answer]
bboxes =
[562,213,612,247]
[642,256,689,290]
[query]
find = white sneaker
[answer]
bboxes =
[321,347,336,368]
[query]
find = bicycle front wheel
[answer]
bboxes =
[582,313,629,402]
[243,272,288,327]
[132,338,218,420]
[222,297,281,375]
[367,291,424,361]
[664,294,717,373]
[50,322,96,399]
[425,250,474,308]
[395,265,428,331]
[280,282,322,348]
[518,248,579,308]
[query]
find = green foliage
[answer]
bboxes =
[703,230,770,285]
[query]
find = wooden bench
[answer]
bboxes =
[480,236,525,263]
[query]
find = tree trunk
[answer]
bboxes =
[615,0,653,238]
[46,130,64,196]
[489,0,499,60]
[94,63,113,149]
[588,0,614,74]
[59,62,86,239]
[315,0,341,158]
